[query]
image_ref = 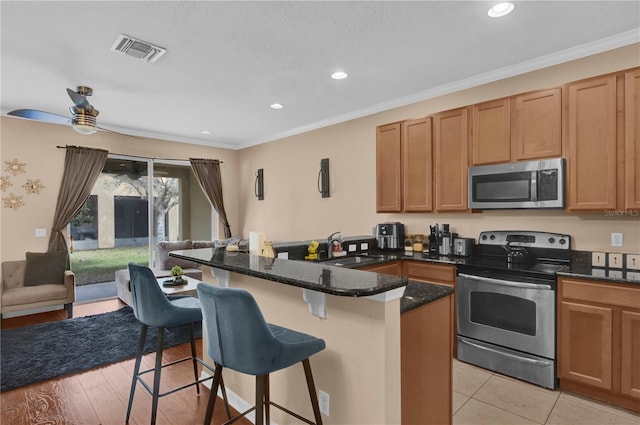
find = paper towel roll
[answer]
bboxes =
[249,231,265,255]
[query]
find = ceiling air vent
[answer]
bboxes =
[111,34,167,63]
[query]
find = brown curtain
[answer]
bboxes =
[48,146,109,263]
[189,158,232,238]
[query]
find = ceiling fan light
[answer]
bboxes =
[72,114,97,135]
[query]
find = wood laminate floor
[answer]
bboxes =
[0,300,250,425]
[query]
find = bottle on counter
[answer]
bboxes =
[412,236,423,253]
[404,236,414,253]
[422,234,430,254]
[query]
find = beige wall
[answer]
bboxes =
[2,45,639,263]
[237,44,640,254]
[0,117,238,262]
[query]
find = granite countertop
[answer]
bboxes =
[401,281,454,313]
[170,248,408,297]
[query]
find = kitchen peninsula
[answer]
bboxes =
[171,248,454,425]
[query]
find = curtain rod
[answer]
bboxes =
[56,146,223,163]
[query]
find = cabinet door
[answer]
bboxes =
[403,261,456,286]
[559,300,613,390]
[402,117,433,212]
[471,98,511,165]
[512,88,562,161]
[434,108,469,211]
[376,123,402,212]
[621,310,640,400]
[566,76,617,211]
[625,69,640,210]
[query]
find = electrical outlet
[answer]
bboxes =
[609,270,624,279]
[608,253,623,269]
[360,242,369,251]
[592,252,606,267]
[627,254,640,270]
[319,389,330,416]
[611,233,623,247]
[591,268,606,277]
[627,271,640,281]
[348,244,357,252]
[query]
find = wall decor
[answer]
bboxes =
[23,178,45,195]
[5,158,26,176]
[0,176,11,192]
[318,158,330,198]
[3,193,25,210]
[255,168,264,200]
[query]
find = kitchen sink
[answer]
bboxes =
[321,255,380,267]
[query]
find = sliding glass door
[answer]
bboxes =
[70,155,215,286]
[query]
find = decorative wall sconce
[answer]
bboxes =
[318,158,330,198]
[0,176,12,192]
[3,193,25,210]
[255,168,264,200]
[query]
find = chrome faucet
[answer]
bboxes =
[327,231,344,259]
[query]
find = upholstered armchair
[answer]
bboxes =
[1,254,75,318]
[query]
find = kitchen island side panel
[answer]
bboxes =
[201,267,402,425]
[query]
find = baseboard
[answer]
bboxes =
[199,370,280,425]
[2,304,63,318]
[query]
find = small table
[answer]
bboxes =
[157,275,200,298]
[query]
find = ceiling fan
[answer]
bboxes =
[7,86,141,138]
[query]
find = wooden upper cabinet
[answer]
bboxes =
[511,88,562,161]
[434,108,469,211]
[402,117,433,212]
[625,69,640,210]
[470,98,511,165]
[565,75,617,211]
[376,122,402,212]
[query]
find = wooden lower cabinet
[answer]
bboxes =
[361,260,403,276]
[558,277,640,412]
[401,295,453,425]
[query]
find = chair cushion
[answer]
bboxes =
[23,251,67,286]
[2,284,69,306]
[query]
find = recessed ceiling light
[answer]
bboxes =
[331,71,348,80]
[201,130,211,135]
[270,103,284,109]
[488,2,514,17]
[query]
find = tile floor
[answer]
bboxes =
[453,359,640,425]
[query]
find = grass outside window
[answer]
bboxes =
[70,246,148,286]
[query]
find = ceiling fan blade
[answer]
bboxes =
[7,109,71,125]
[66,88,91,109]
[97,125,144,140]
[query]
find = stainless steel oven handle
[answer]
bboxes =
[459,337,551,366]
[458,273,552,290]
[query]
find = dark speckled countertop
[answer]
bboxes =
[170,248,408,297]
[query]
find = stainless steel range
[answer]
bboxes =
[456,230,571,389]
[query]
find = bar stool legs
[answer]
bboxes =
[203,360,323,425]
[126,323,230,425]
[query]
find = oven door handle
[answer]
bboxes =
[458,273,552,290]
[459,337,551,367]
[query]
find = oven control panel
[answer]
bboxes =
[478,231,571,250]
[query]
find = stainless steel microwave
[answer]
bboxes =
[468,158,565,209]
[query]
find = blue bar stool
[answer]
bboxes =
[197,283,326,425]
[126,263,231,425]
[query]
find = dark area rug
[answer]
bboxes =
[0,306,201,392]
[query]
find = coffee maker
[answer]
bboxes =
[375,222,405,250]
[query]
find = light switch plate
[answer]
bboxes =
[592,252,606,267]
[591,268,606,277]
[608,253,623,269]
[627,254,640,270]
[627,271,640,281]
[360,242,369,251]
[611,232,623,247]
[35,228,46,237]
[348,244,357,252]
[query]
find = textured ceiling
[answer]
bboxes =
[1,1,639,149]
